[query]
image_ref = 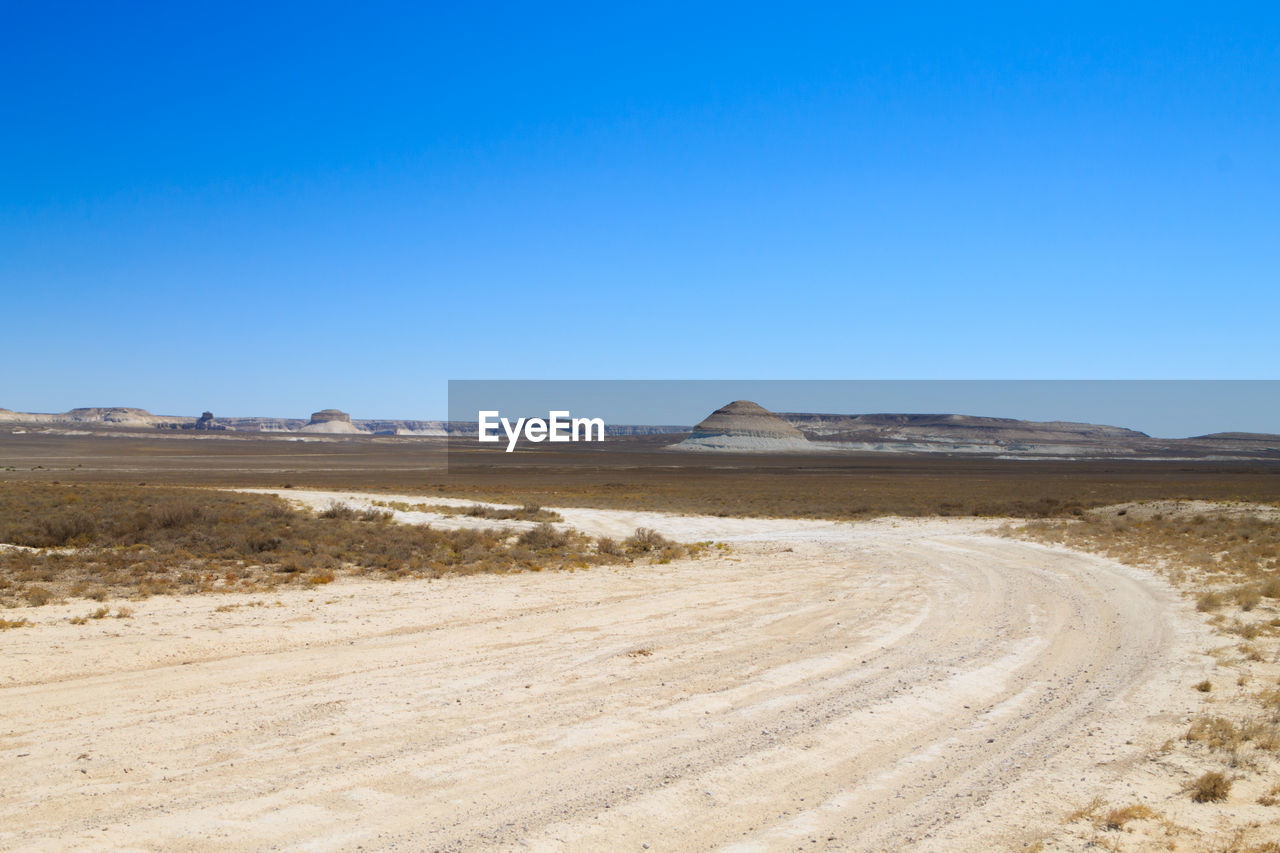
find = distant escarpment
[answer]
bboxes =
[665,402,1278,459]
[783,412,1151,454]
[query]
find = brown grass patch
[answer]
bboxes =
[1100,803,1156,829]
[0,483,677,605]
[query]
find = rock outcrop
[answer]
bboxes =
[300,409,362,434]
[672,400,812,452]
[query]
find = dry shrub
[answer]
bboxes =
[1191,770,1231,802]
[1065,796,1105,822]
[1236,586,1263,611]
[626,527,669,553]
[1229,620,1264,640]
[463,504,563,522]
[1101,804,1156,829]
[23,586,55,606]
[26,513,98,547]
[517,523,568,550]
[319,501,358,520]
[1198,591,1224,611]
[1187,715,1241,751]
[157,503,204,528]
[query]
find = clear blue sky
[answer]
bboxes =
[2,2,1277,419]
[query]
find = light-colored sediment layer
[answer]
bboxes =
[0,494,1210,852]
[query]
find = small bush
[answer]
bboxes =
[1194,679,1213,693]
[157,503,204,528]
[1101,804,1156,829]
[24,586,55,606]
[626,527,669,554]
[1187,715,1240,751]
[1191,770,1231,802]
[517,523,568,550]
[1198,592,1223,612]
[319,501,358,520]
[1230,620,1263,640]
[32,513,98,547]
[1065,796,1105,822]
[1236,586,1263,611]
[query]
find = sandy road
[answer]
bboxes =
[0,491,1209,852]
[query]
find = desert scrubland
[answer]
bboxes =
[2,434,1280,850]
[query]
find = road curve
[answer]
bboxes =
[0,496,1207,852]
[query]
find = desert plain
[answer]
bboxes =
[2,428,1280,851]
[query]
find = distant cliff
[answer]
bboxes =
[2,403,1276,459]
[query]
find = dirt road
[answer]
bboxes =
[0,491,1209,851]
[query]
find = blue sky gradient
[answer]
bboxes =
[2,3,1277,418]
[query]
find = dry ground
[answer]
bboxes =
[1008,503,1280,852]
[4,429,1278,520]
[0,491,1232,852]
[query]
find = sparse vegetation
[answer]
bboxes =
[1198,591,1224,611]
[1065,796,1105,823]
[15,426,1276,522]
[624,527,696,563]
[464,503,562,522]
[0,483,691,606]
[1011,505,1280,846]
[371,500,563,522]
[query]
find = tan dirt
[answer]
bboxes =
[0,490,1213,851]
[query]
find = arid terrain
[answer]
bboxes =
[3,429,1279,519]
[2,430,1279,850]
[5,488,1272,851]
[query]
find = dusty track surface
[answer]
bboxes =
[0,491,1209,851]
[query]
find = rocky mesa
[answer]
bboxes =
[671,400,813,452]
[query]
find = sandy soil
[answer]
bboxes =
[0,491,1213,852]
